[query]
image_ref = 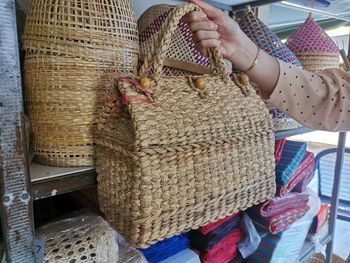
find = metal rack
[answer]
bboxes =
[0,0,348,262]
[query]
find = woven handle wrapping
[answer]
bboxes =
[140,3,229,82]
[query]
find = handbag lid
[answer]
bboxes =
[286,16,339,55]
[239,9,301,66]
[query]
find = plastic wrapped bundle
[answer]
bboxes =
[239,8,302,131]
[286,16,340,73]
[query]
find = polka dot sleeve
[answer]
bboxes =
[269,60,350,132]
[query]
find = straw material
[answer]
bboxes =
[96,3,275,248]
[36,215,118,263]
[286,17,340,73]
[239,9,302,131]
[138,4,231,76]
[23,0,140,166]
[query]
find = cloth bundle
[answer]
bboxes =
[189,213,242,263]
[310,204,330,235]
[189,213,240,250]
[249,193,310,234]
[140,234,190,263]
[277,151,316,196]
[275,139,286,164]
[275,141,307,185]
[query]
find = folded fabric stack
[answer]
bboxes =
[140,234,191,263]
[249,193,310,234]
[277,151,316,196]
[189,213,243,263]
[275,141,307,186]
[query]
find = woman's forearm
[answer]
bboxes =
[229,29,280,99]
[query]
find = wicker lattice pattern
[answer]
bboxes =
[138,4,231,76]
[23,0,140,166]
[96,3,276,248]
[36,215,118,263]
[286,17,340,72]
[239,9,302,131]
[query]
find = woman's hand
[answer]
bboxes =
[183,0,258,72]
[183,0,240,61]
[184,0,280,97]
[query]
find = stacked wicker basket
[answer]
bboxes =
[286,16,340,73]
[23,0,140,166]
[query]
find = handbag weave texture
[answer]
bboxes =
[96,3,275,248]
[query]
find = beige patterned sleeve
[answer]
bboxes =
[269,60,350,131]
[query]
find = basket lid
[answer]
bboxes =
[286,17,339,55]
[138,5,231,75]
[239,9,301,66]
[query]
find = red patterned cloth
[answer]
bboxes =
[286,17,339,54]
[199,212,240,235]
[277,152,315,196]
[201,228,242,263]
[275,139,286,164]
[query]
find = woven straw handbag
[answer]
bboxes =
[138,4,232,76]
[96,3,276,248]
[286,16,340,73]
[23,0,139,167]
[239,8,302,131]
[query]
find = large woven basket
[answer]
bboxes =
[23,0,140,166]
[138,4,231,76]
[286,16,340,73]
[96,3,276,248]
[239,8,302,131]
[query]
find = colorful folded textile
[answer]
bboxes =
[248,193,310,234]
[260,193,309,217]
[200,229,242,263]
[310,204,330,234]
[189,213,240,251]
[140,234,189,263]
[198,212,240,235]
[277,152,316,196]
[275,139,286,164]
[275,141,307,185]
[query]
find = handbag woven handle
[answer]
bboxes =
[140,3,229,83]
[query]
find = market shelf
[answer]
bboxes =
[30,162,96,200]
[275,126,313,140]
[299,234,332,263]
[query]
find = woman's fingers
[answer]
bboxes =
[189,0,221,18]
[192,30,220,43]
[189,20,217,32]
[182,11,208,23]
[195,39,221,57]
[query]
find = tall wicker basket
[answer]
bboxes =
[23,0,140,167]
[286,16,340,73]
